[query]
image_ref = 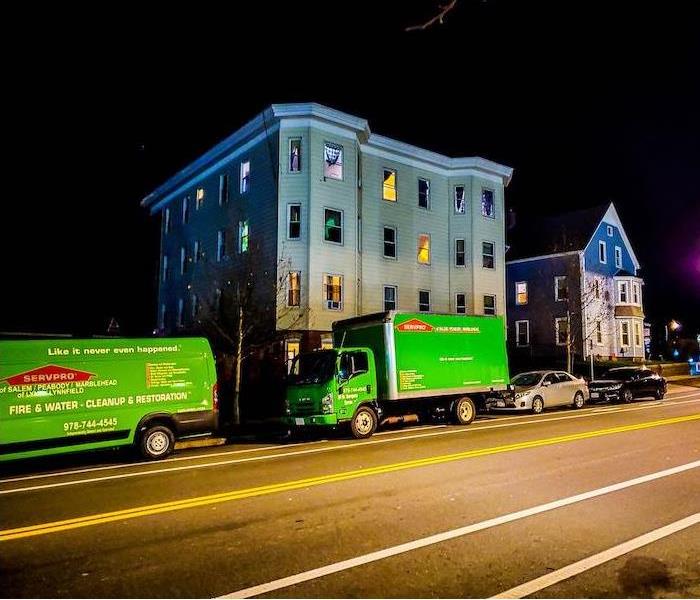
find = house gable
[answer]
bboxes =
[583,203,639,276]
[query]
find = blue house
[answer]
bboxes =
[506,202,645,365]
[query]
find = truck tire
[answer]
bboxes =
[350,407,377,439]
[453,396,476,425]
[139,424,175,459]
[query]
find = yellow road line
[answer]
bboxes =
[3,412,699,542]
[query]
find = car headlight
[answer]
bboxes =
[514,391,530,400]
[321,393,333,414]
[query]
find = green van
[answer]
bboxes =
[0,338,218,461]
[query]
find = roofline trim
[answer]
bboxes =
[506,250,581,265]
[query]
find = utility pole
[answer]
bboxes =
[589,338,594,381]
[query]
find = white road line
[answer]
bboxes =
[491,513,700,598]
[374,425,446,436]
[3,395,700,495]
[216,460,700,598]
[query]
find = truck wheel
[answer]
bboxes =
[140,424,175,459]
[453,397,476,425]
[350,407,377,439]
[572,392,585,409]
[531,396,544,414]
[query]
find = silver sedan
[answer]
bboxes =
[487,370,588,414]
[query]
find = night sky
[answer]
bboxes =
[4,1,698,338]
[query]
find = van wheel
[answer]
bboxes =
[572,392,585,409]
[531,396,544,414]
[453,396,476,425]
[350,407,377,439]
[140,425,175,459]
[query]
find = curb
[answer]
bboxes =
[175,437,228,450]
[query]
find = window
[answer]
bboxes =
[455,239,466,267]
[599,240,607,263]
[383,285,397,311]
[615,246,622,269]
[619,281,628,303]
[180,246,187,275]
[555,276,568,301]
[289,138,301,172]
[177,299,184,328]
[238,221,249,253]
[320,335,333,350]
[418,290,431,312]
[596,321,603,344]
[162,255,168,282]
[191,293,199,319]
[323,142,343,180]
[516,320,530,347]
[383,226,396,258]
[285,339,300,373]
[324,209,343,244]
[193,240,202,264]
[481,189,495,218]
[288,272,300,307]
[483,295,496,316]
[621,322,630,347]
[607,225,613,237]
[456,293,466,314]
[182,197,189,225]
[594,279,600,299]
[288,204,301,239]
[482,241,495,269]
[555,317,568,345]
[515,281,528,305]
[633,283,640,304]
[454,186,465,214]
[383,169,397,202]
[417,233,431,265]
[634,322,642,346]
[217,230,226,262]
[240,161,250,193]
[418,178,430,209]
[164,208,171,234]
[324,274,343,310]
[219,174,229,205]
[196,187,205,209]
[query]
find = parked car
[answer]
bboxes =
[588,367,666,404]
[486,370,588,414]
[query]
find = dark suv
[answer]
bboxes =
[588,367,667,404]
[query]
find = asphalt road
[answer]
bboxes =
[2,384,699,598]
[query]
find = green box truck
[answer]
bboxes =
[0,337,218,462]
[285,312,510,438]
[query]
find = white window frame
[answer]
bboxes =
[217,230,226,262]
[455,292,466,314]
[418,178,430,210]
[454,185,465,214]
[418,289,431,313]
[164,207,171,234]
[599,240,607,263]
[620,321,630,347]
[288,271,301,307]
[615,246,622,269]
[482,241,495,269]
[323,207,343,245]
[240,160,250,194]
[618,281,628,303]
[633,282,640,304]
[455,238,466,267]
[383,226,397,259]
[287,204,301,240]
[417,232,431,265]
[218,174,229,206]
[555,317,568,346]
[323,273,343,311]
[483,294,496,316]
[515,281,528,305]
[596,321,603,345]
[383,285,397,311]
[238,220,249,253]
[607,225,613,237]
[289,137,302,173]
[195,187,205,210]
[382,168,397,202]
[285,338,301,373]
[515,320,530,347]
[555,276,568,301]
[481,188,495,218]
[323,142,344,181]
[634,321,642,346]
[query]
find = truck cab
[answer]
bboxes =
[285,347,380,438]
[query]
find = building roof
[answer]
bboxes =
[507,204,609,261]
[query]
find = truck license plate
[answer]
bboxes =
[295,418,305,426]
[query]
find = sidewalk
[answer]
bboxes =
[175,418,291,450]
[667,375,700,388]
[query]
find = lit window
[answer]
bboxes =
[162,255,168,282]
[383,169,397,202]
[324,209,343,244]
[482,242,495,269]
[289,138,302,172]
[621,322,630,346]
[238,221,249,253]
[516,320,529,346]
[240,161,250,193]
[418,178,430,209]
[219,174,229,205]
[177,298,184,328]
[324,274,343,310]
[607,225,613,237]
[383,285,397,311]
[182,197,190,225]
[555,276,568,301]
[217,230,226,262]
[320,336,333,350]
[418,290,431,312]
[615,246,622,269]
[383,226,397,258]
[454,186,465,214]
[599,240,607,263]
[634,322,641,346]
[556,317,568,345]
[596,321,603,344]
[285,339,300,373]
[417,233,431,265]
[481,189,495,218]
[516,281,528,305]
[323,142,343,180]
[456,293,466,314]
[455,239,465,267]
[196,187,205,209]
[619,281,628,303]
[288,272,301,307]
[288,204,301,239]
[164,208,171,234]
[484,295,496,316]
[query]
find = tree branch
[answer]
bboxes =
[405,0,458,31]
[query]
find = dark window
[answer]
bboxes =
[482,242,495,269]
[455,239,465,266]
[383,226,396,258]
[419,290,430,312]
[484,295,496,315]
[418,178,430,209]
[481,189,495,218]
[288,204,301,239]
[456,293,466,314]
[454,186,465,214]
[384,286,397,311]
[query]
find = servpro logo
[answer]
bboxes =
[396,319,433,332]
[2,365,96,385]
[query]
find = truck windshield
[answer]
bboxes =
[511,372,544,387]
[289,351,336,385]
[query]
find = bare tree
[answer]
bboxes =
[405,0,459,32]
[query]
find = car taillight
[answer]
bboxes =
[212,383,219,411]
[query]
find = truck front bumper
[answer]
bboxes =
[283,414,340,427]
